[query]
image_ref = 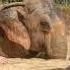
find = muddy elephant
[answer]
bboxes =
[0,0,67,59]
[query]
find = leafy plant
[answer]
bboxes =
[0,0,23,4]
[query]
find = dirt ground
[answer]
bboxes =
[0,58,69,70]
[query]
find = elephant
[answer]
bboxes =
[0,0,67,62]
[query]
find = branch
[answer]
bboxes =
[0,2,25,11]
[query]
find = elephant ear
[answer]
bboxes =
[16,6,28,27]
[0,7,31,50]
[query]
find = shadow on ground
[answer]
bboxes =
[51,66,70,70]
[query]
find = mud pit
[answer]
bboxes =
[0,58,69,70]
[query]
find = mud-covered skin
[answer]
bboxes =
[47,20,67,58]
[0,7,31,50]
[0,0,67,61]
[24,0,67,58]
[0,7,31,63]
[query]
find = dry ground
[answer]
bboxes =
[0,58,70,70]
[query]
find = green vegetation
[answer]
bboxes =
[54,0,70,5]
[53,0,70,15]
[0,0,70,14]
[53,0,70,7]
[0,0,23,4]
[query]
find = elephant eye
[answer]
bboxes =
[40,21,51,32]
